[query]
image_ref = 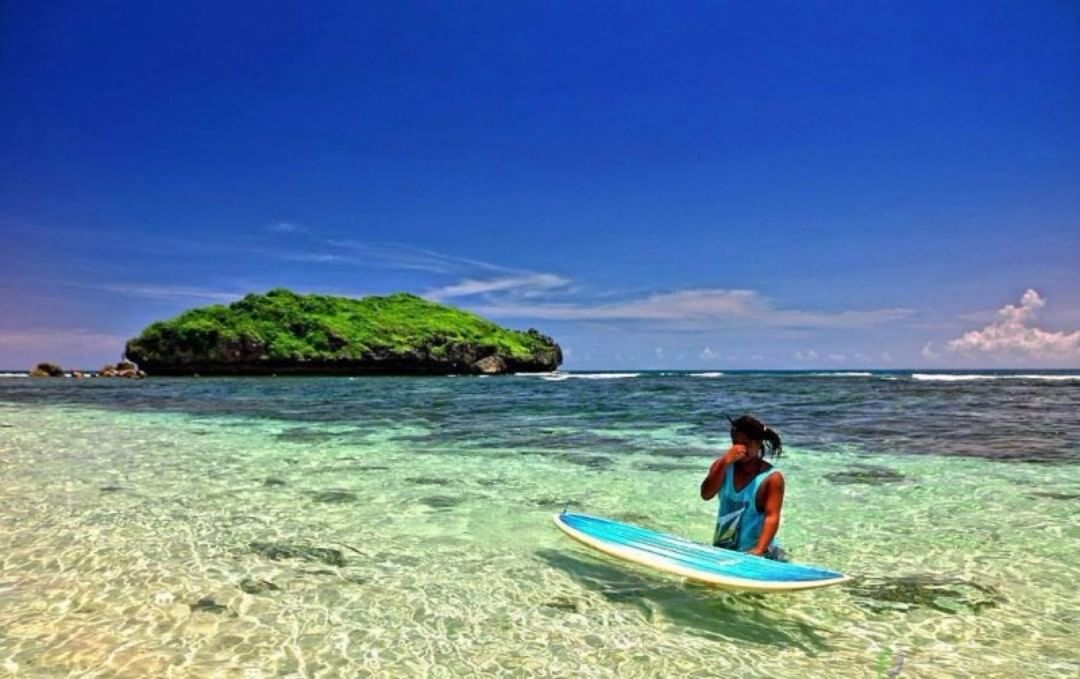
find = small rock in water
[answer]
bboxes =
[189,597,228,614]
[846,575,1003,614]
[405,476,450,486]
[275,427,337,444]
[560,454,615,470]
[531,497,577,510]
[239,577,281,594]
[612,513,652,524]
[1028,491,1080,501]
[249,541,347,567]
[308,489,358,503]
[825,465,906,485]
[543,596,583,613]
[420,495,463,509]
[263,477,287,487]
[636,461,702,472]
[99,485,125,493]
[29,362,65,377]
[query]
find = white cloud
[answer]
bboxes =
[473,289,912,328]
[0,329,125,352]
[827,353,847,362]
[921,342,939,359]
[319,241,507,275]
[264,241,914,332]
[700,346,717,359]
[945,289,1080,360]
[99,284,243,303]
[425,273,570,300]
[794,349,819,361]
[654,346,665,358]
[881,352,893,363]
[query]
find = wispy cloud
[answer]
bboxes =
[426,273,571,300]
[319,241,508,275]
[281,240,573,300]
[921,342,939,359]
[945,289,1080,360]
[0,329,125,352]
[471,288,913,328]
[98,284,244,304]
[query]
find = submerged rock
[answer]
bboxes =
[559,454,615,470]
[249,541,347,567]
[825,465,906,485]
[419,495,464,509]
[405,476,451,486]
[636,461,703,472]
[531,497,578,511]
[262,477,287,487]
[189,597,228,614]
[846,575,1003,614]
[99,485,125,493]
[239,577,281,594]
[543,596,584,613]
[275,427,338,444]
[308,489,358,504]
[1028,491,1080,501]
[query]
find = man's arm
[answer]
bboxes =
[700,445,747,500]
[748,472,785,556]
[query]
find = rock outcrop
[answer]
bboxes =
[29,362,65,377]
[98,360,146,379]
[124,289,562,376]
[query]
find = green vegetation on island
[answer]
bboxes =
[124,289,563,375]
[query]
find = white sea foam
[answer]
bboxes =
[690,372,725,378]
[563,372,640,380]
[911,373,1080,382]
[0,373,29,378]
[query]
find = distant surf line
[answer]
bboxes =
[911,373,1080,382]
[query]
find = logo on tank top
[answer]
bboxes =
[713,504,747,549]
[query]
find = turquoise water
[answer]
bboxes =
[0,372,1077,677]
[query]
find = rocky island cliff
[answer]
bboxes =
[124,289,562,375]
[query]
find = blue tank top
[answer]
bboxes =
[713,464,780,552]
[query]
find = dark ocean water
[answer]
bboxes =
[1,370,1077,463]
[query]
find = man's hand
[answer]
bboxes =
[724,443,750,464]
[746,546,767,557]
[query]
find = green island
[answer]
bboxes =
[124,289,562,375]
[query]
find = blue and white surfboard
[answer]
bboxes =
[553,512,850,592]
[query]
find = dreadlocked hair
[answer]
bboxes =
[728,414,783,458]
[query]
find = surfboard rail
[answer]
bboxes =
[553,512,850,593]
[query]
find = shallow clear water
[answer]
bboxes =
[0,372,1077,677]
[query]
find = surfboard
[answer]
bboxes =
[553,512,850,592]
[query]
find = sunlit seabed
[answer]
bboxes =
[0,379,1078,677]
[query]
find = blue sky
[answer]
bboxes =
[2,2,1078,369]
